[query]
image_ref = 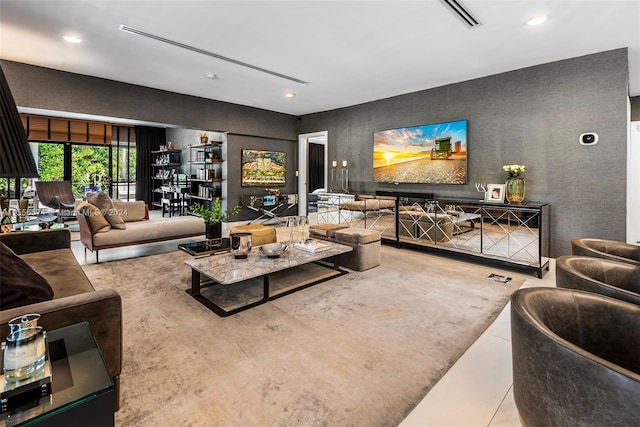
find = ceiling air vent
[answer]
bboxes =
[441,0,482,28]
[119,25,309,85]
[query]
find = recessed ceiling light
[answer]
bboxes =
[527,15,548,26]
[205,73,217,80]
[62,35,82,43]
[285,92,296,99]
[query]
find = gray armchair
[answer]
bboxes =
[571,237,640,267]
[556,255,640,305]
[511,287,640,426]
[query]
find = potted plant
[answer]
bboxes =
[190,199,241,240]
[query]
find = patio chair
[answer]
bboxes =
[35,180,77,220]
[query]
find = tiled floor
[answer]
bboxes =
[400,260,556,427]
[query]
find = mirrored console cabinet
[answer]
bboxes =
[377,192,549,278]
[375,191,550,277]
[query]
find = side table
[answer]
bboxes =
[1,322,114,427]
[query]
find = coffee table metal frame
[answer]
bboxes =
[184,241,353,317]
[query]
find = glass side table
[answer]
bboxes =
[1,322,114,427]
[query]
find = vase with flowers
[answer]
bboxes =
[503,164,526,204]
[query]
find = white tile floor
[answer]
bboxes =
[400,260,557,427]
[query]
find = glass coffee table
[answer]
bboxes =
[184,240,353,317]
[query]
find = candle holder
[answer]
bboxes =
[341,162,349,193]
[330,161,337,192]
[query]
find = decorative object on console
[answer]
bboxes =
[475,182,487,201]
[241,149,286,187]
[373,120,467,184]
[341,161,349,193]
[330,161,338,192]
[485,184,505,203]
[503,164,526,204]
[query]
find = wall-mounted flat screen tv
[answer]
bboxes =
[373,120,467,184]
[241,149,286,187]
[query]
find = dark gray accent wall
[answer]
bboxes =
[1,60,298,214]
[299,49,630,257]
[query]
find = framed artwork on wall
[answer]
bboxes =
[485,184,505,203]
[241,149,286,187]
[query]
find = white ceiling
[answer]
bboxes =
[1,0,639,116]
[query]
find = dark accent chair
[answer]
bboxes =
[35,180,77,219]
[511,287,640,426]
[556,255,640,305]
[571,237,640,267]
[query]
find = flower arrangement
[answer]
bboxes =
[503,164,525,178]
[196,132,208,138]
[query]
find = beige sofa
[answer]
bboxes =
[77,200,205,262]
[0,229,122,411]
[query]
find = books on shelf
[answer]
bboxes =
[293,240,330,253]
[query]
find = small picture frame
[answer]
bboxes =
[485,184,505,203]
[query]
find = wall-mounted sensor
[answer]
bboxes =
[579,133,598,145]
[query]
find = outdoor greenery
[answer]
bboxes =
[35,142,136,198]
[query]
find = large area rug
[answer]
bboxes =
[82,245,523,426]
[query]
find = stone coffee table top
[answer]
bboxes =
[184,239,352,285]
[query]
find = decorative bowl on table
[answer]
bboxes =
[259,242,289,258]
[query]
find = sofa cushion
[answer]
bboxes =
[112,200,146,222]
[77,201,111,233]
[91,216,205,247]
[21,248,95,299]
[87,192,126,230]
[0,242,54,310]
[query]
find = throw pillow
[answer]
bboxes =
[112,200,146,222]
[0,242,54,310]
[87,192,126,230]
[76,201,111,233]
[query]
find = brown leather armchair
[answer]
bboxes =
[511,287,640,426]
[556,255,640,305]
[571,237,640,267]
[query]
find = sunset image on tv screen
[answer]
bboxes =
[373,120,467,184]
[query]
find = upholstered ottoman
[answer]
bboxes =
[334,228,381,271]
[229,224,277,246]
[309,223,349,241]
